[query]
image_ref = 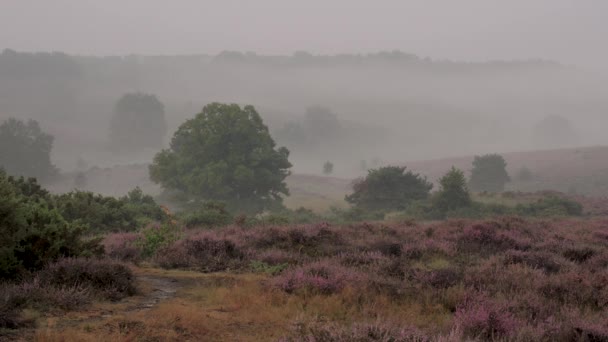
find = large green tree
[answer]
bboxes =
[149,103,292,213]
[345,166,433,211]
[109,93,167,151]
[0,118,58,181]
[468,154,510,193]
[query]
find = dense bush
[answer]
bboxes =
[136,222,181,258]
[346,166,433,211]
[271,260,363,294]
[155,232,245,272]
[1,171,102,279]
[54,187,167,233]
[38,258,136,300]
[179,201,233,228]
[0,258,136,328]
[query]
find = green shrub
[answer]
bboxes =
[179,201,233,228]
[0,171,102,279]
[54,187,166,233]
[136,222,182,258]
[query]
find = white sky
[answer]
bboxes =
[1,0,607,69]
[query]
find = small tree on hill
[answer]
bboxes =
[149,103,292,214]
[109,93,167,151]
[433,167,472,213]
[323,161,334,175]
[345,166,433,211]
[468,154,510,193]
[0,118,58,181]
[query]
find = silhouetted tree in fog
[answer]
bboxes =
[323,161,334,175]
[468,154,510,193]
[0,118,58,181]
[109,93,167,152]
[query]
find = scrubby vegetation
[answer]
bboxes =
[94,217,608,341]
[2,100,607,341]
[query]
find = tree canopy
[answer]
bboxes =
[0,118,58,181]
[149,103,292,213]
[109,93,167,151]
[345,166,433,211]
[468,154,510,193]
[433,167,472,213]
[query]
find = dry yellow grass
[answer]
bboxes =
[22,266,453,341]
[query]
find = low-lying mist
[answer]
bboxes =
[1,49,607,180]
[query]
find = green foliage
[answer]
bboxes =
[323,161,334,175]
[0,118,58,181]
[345,166,433,211]
[0,171,102,279]
[468,154,510,193]
[432,167,472,215]
[54,187,166,233]
[110,93,167,151]
[250,261,288,275]
[179,201,233,228]
[136,222,181,258]
[515,197,583,217]
[149,103,292,214]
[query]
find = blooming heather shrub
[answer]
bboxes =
[0,276,90,328]
[281,320,429,342]
[103,232,142,262]
[454,294,520,340]
[253,249,303,266]
[155,232,245,272]
[247,223,343,257]
[37,258,136,301]
[456,222,528,255]
[562,246,596,263]
[272,260,364,294]
[337,251,389,268]
[503,250,562,274]
[416,267,462,289]
[537,272,596,307]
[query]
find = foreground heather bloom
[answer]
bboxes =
[280,320,430,342]
[103,232,142,262]
[454,294,520,340]
[272,260,364,294]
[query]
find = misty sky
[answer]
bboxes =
[1,0,608,70]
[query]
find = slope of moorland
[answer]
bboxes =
[9,217,608,341]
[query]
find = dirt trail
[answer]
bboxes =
[133,275,180,311]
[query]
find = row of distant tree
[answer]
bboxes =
[0,100,573,216]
